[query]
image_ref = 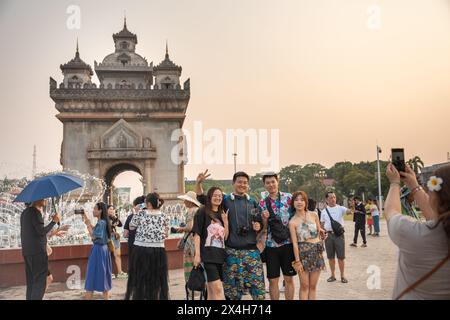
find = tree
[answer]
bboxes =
[279,165,305,193]
[341,168,373,199]
[249,173,266,200]
[407,156,424,175]
[300,179,326,203]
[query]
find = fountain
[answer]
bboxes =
[0,170,187,287]
[0,170,187,250]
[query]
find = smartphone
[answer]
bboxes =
[391,148,406,172]
[74,209,85,215]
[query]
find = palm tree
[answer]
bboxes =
[407,156,424,175]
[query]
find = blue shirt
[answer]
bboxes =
[92,220,109,245]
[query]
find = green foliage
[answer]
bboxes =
[407,156,425,175]
[185,157,409,204]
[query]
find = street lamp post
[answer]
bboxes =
[232,153,237,174]
[376,145,383,215]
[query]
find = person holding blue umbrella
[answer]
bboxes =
[20,199,61,300]
[16,173,84,300]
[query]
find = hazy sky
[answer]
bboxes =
[1,0,449,196]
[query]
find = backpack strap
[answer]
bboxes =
[265,196,275,218]
[395,254,450,300]
[185,283,190,300]
[325,207,335,223]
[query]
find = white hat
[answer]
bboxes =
[177,190,201,207]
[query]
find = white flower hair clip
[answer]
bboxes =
[427,176,444,192]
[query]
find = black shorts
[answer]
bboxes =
[265,243,297,279]
[203,263,223,282]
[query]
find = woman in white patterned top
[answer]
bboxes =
[125,192,170,300]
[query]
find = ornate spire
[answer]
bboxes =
[113,16,137,44]
[124,11,127,29]
[60,39,93,75]
[165,40,169,58]
[154,41,182,73]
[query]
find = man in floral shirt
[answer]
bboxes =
[259,173,296,300]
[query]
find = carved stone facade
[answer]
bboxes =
[50,19,189,202]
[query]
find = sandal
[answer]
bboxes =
[327,276,336,282]
[341,277,348,283]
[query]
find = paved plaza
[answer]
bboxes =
[0,220,397,300]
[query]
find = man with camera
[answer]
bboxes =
[195,170,265,300]
[259,172,296,300]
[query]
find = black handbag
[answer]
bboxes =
[325,208,345,237]
[186,264,207,300]
[265,196,290,243]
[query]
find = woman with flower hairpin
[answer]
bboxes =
[385,163,450,299]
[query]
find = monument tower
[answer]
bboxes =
[50,19,190,202]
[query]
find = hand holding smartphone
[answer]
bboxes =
[391,148,406,172]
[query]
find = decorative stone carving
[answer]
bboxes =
[143,138,151,148]
[101,119,141,149]
[184,78,190,90]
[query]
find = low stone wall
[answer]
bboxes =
[0,238,183,288]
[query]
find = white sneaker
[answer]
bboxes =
[279,281,286,293]
[117,272,128,279]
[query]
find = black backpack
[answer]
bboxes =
[186,264,207,300]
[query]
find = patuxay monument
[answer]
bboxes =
[49,18,190,203]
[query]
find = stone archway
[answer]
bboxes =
[103,162,143,204]
[51,22,190,204]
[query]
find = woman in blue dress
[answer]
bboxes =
[82,202,113,300]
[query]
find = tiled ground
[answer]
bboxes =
[0,220,396,300]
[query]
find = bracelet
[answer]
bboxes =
[410,186,423,196]
[390,182,401,187]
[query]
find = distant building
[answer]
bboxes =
[419,162,450,186]
[321,178,335,187]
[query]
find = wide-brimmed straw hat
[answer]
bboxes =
[177,190,201,207]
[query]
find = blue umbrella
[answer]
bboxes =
[14,173,84,203]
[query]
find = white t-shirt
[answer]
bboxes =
[388,214,450,299]
[370,204,380,217]
[320,205,348,232]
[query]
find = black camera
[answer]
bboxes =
[237,226,249,237]
[74,209,85,215]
